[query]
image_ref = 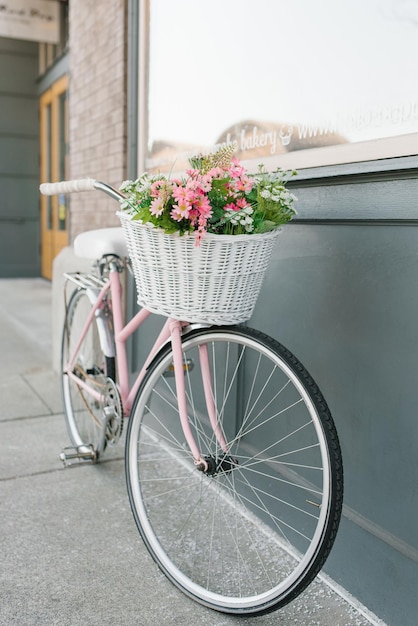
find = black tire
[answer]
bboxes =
[125,325,343,615]
[61,288,116,458]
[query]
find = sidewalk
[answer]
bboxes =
[0,278,385,626]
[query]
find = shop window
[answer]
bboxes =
[142,0,418,172]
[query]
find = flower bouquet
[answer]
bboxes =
[117,147,297,324]
[119,145,297,245]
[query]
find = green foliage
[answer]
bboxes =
[189,145,236,173]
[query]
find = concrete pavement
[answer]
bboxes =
[0,278,386,626]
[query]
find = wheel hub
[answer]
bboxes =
[196,454,238,476]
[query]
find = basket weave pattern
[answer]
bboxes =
[118,212,281,325]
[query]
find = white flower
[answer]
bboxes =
[135,180,151,194]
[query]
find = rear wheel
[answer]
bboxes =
[125,326,343,615]
[61,288,120,459]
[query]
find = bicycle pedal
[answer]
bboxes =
[59,444,97,466]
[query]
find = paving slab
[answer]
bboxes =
[0,369,66,421]
[0,373,53,421]
[23,368,63,414]
[0,278,52,354]
[0,458,379,626]
[0,413,126,479]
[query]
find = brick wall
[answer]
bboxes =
[68,0,127,239]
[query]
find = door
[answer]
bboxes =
[0,38,39,277]
[40,76,68,280]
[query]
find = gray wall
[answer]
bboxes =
[0,37,40,277]
[249,157,418,625]
[125,156,418,625]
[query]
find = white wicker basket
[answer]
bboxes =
[118,211,281,325]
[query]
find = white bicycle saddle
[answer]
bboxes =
[74,227,128,259]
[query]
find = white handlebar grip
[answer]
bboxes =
[39,178,96,195]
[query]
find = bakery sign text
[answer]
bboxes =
[0,0,59,44]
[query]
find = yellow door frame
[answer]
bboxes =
[40,75,68,279]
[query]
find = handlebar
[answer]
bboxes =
[39,178,125,202]
[40,178,96,195]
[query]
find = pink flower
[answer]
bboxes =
[172,185,189,206]
[206,167,224,180]
[235,197,251,210]
[197,174,212,193]
[224,202,239,212]
[236,176,254,192]
[171,205,189,221]
[229,158,246,179]
[150,179,174,207]
[150,180,162,197]
[185,168,200,178]
[194,193,212,218]
[150,197,164,216]
[194,224,207,247]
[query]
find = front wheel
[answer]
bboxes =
[125,326,343,616]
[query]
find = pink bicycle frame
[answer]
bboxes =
[65,265,230,466]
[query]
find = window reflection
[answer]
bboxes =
[146,0,418,171]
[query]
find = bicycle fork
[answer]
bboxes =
[169,320,236,475]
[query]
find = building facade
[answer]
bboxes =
[68,0,127,238]
[1,1,418,624]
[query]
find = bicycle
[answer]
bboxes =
[40,177,343,617]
